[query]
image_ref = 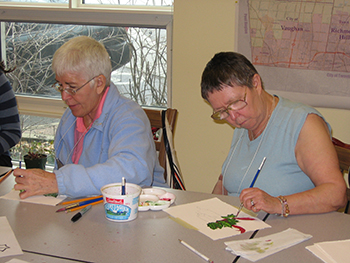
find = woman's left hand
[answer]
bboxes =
[239,187,281,214]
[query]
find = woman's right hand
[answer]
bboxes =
[239,187,282,214]
[13,168,58,199]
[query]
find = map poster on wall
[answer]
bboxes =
[237,0,350,109]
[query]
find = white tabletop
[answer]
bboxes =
[1,174,349,263]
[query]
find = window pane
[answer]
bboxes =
[113,27,168,106]
[10,115,59,169]
[3,22,167,106]
[0,0,67,3]
[83,0,173,6]
[0,0,172,5]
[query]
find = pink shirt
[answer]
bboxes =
[72,87,110,164]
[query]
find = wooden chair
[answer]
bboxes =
[332,137,350,214]
[143,108,178,180]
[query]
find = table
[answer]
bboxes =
[1,174,349,263]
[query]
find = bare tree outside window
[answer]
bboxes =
[4,22,167,105]
[10,115,58,169]
[114,27,167,107]
[5,23,133,96]
[2,22,168,167]
[83,0,172,6]
[0,0,172,5]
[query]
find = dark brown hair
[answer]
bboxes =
[201,52,262,100]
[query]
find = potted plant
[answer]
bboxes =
[23,140,53,170]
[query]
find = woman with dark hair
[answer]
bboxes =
[0,61,21,167]
[201,52,347,216]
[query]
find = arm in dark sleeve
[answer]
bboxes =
[0,72,21,154]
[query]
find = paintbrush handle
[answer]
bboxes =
[66,199,103,213]
[236,157,267,217]
[249,157,266,188]
[0,169,13,184]
[60,195,103,205]
[235,202,244,217]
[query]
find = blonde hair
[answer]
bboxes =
[52,36,112,86]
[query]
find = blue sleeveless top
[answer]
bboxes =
[222,96,331,197]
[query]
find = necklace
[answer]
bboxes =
[55,119,91,168]
[249,95,276,141]
[222,95,278,194]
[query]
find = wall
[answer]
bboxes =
[172,0,350,193]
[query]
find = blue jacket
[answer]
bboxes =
[54,83,167,197]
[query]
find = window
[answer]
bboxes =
[1,1,173,167]
[5,23,168,106]
[10,115,58,170]
[84,0,172,6]
[0,0,172,5]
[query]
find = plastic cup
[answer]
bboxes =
[101,182,142,222]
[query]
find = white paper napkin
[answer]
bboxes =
[225,228,312,262]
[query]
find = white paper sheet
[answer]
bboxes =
[306,239,350,263]
[306,245,335,263]
[6,259,28,263]
[164,197,271,240]
[0,167,12,177]
[0,217,23,259]
[226,228,312,262]
[0,189,65,206]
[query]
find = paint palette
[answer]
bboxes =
[142,188,166,196]
[138,189,176,211]
[158,192,176,204]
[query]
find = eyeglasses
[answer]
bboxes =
[52,75,98,95]
[211,88,248,120]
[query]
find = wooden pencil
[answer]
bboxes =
[65,199,103,213]
[60,195,103,206]
[0,169,13,184]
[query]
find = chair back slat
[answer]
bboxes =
[334,145,350,172]
[332,137,350,214]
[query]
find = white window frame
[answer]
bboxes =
[0,3,173,117]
